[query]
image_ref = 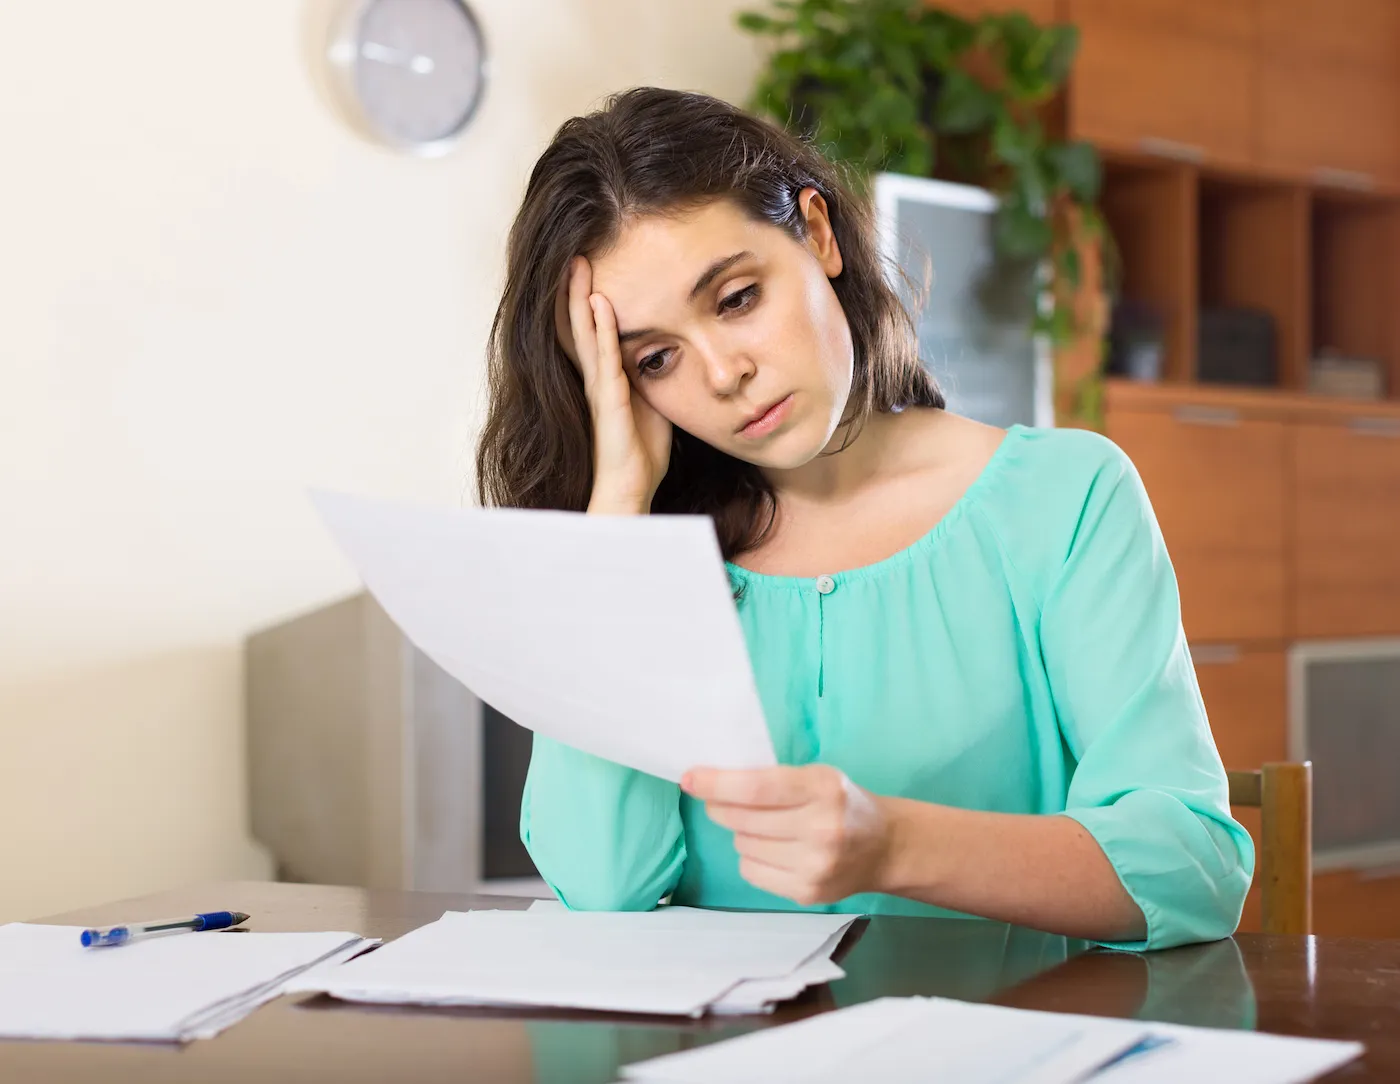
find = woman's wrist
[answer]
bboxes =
[871,796,946,898]
[586,489,652,515]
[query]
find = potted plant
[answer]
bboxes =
[737,0,1112,428]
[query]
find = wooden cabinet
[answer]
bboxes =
[1257,0,1400,77]
[1291,416,1400,638]
[1194,646,1288,772]
[1195,645,1288,935]
[1314,868,1400,938]
[1099,162,1197,382]
[1067,0,1255,167]
[1105,395,1287,643]
[1199,180,1311,390]
[934,0,1058,20]
[1255,0,1400,184]
[1259,64,1400,185]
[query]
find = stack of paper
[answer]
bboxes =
[528,901,850,1014]
[311,492,776,782]
[0,923,374,1042]
[289,906,856,1017]
[620,996,1366,1084]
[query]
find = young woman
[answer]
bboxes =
[476,87,1252,950]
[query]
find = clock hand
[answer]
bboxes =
[360,41,435,74]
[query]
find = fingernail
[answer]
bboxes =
[680,773,693,792]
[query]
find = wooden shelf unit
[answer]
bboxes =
[1099,155,1400,399]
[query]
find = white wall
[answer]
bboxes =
[0,0,761,921]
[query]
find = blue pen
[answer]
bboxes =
[80,910,250,948]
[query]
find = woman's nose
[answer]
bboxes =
[704,349,756,397]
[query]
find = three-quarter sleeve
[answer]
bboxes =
[520,733,686,911]
[1041,443,1254,950]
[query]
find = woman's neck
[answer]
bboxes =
[762,407,944,506]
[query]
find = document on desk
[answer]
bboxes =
[310,491,775,782]
[620,996,1366,1084]
[0,923,374,1043]
[287,907,857,1017]
[527,900,850,1014]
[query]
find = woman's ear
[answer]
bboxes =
[798,188,844,278]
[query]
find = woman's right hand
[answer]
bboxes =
[556,257,673,514]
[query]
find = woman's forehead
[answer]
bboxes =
[589,203,771,307]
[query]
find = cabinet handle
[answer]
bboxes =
[1173,406,1240,427]
[1190,644,1241,666]
[1138,136,1205,163]
[1349,417,1400,438]
[1313,167,1375,192]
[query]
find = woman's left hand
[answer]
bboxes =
[681,765,895,906]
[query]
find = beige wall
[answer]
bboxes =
[0,0,760,921]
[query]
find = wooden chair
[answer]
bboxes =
[1227,761,1313,936]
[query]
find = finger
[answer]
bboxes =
[681,766,821,808]
[566,259,597,381]
[704,801,813,840]
[732,833,817,872]
[735,854,829,906]
[588,293,628,390]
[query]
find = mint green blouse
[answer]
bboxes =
[520,425,1254,950]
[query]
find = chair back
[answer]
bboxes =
[1227,761,1312,936]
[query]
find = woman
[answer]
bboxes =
[476,87,1251,950]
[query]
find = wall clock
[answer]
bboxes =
[326,0,488,156]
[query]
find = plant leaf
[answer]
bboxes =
[995,196,1053,261]
[935,69,998,134]
[1046,141,1101,203]
[1041,26,1080,88]
[736,11,779,33]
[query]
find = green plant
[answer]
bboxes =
[737,0,1112,423]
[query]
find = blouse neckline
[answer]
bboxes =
[725,423,1027,590]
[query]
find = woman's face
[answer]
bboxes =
[585,192,854,470]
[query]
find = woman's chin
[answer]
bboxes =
[722,430,826,471]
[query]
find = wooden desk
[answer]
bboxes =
[3,880,1396,1082]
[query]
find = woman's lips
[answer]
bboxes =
[738,394,794,439]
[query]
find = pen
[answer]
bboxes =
[80,910,251,948]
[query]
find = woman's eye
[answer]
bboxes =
[637,349,673,377]
[719,284,759,314]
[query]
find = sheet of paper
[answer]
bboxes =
[622,996,1149,1084]
[0,923,371,1042]
[291,907,853,1017]
[527,901,850,1014]
[621,995,1364,1084]
[310,491,775,782]
[1081,1011,1364,1084]
[707,932,847,1014]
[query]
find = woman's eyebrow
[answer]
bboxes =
[616,251,756,344]
[688,251,753,301]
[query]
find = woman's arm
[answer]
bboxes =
[878,799,1145,942]
[522,734,686,911]
[685,765,1143,943]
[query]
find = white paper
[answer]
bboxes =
[310,491,776,782]
[528,901,850,1014]
[1084,1011,1365,1083]
[291,907,854,1017]
[0,923,373,1042]
[620,996,1364,1084]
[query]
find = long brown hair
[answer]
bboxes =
[475,87,943,560]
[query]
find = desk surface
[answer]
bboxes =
[3,880,1396,1082]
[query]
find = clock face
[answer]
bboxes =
[332,0,487,153]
